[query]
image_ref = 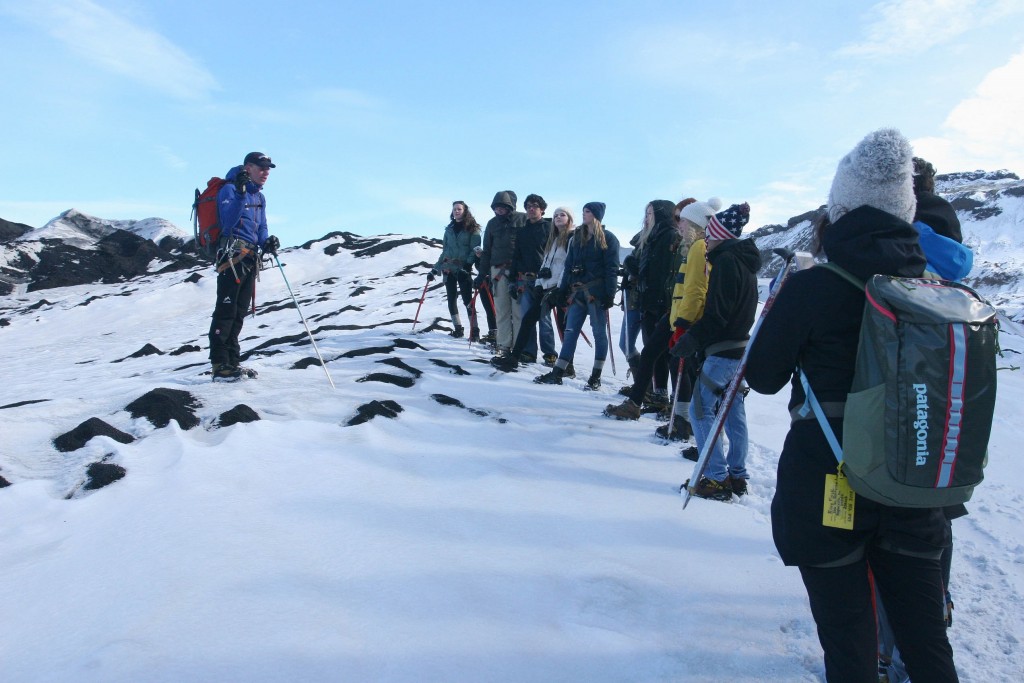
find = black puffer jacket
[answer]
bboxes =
[511,218,550,276]
[637,199,678,314]
[686,237,760,359]
[746,205,949,566]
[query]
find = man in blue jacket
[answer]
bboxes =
[208,152,280,380]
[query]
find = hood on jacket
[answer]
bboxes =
[708,236,762,274]
[491,191,517,212]
[914,191,962,243]
[823,205,926,282]
[651,199,676,230]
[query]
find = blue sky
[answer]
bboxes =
[1,0,1022,248]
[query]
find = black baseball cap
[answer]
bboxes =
[244,152,276,168]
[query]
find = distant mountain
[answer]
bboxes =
[746,170,1024,320]
[0,209,200,295]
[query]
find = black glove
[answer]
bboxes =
[553,286,569,306]
[602,295,615,310]
[670,333,700,359]
[508,282,519,300]
[623,254,639,277]
[427,269,438,282]
[263,235,280,256]
[473,272,488,288]
[234,170,250,194]
[537,267,552,280]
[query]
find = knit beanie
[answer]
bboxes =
[706,203,750,241]
[679,196,723,229]
[827,128,916,224]
[583,201,606,222]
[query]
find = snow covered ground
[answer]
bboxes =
[1,234,1021,682]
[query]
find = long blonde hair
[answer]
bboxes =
[545,206,575,252]
[577,215,609,250]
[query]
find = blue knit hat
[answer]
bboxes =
[583,202,606,222]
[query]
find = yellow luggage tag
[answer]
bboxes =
[822,463,855,530]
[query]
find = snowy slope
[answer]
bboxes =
[0,232,1022,682]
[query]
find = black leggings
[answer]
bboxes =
[628,314,691,405]
[799,546,958,682]
[444,271,473,320]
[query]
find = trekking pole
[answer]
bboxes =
[606,309,617,376]
[682,248,795,509]
[411,279,430,332]
[271,254,336,389]
[667,358,685,439]
[468,284,481,348]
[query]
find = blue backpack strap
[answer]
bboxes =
[798,368,844,464]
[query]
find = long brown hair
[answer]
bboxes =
[578,214,609,250]
[451,201,481,234]
[545,206,574,252]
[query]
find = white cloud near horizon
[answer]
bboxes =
[838,0,1022,57]
[912,47,1024,174]
[1,0,218,100]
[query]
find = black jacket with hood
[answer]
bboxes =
[479,191,527,276]
[746,205,950,567]
[686,237,761,360]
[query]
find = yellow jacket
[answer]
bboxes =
[669,238,708,326]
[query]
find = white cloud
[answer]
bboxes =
[911,48,1024,174]
[1,0,217,100]
[838,0,1022,57]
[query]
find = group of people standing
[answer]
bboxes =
[427,128,969,682]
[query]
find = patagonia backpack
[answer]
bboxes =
[801,263,998,507]
[192,177,229,257]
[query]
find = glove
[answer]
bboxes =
[670,333,700,360]
[509,282,519,300]
[537,267,552,280]
[263,235,280,256]
[234,170,250,194]
[601,295,615,310]
[427,269,438,282]
[623,254,639,277]
[473,272,488,288]
[669,327,685,349]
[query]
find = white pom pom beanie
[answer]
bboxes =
[678,196,723,229]
[827,128,916,225]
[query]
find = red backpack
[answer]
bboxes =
[192,177,229,256]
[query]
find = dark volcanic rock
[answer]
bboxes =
[393,339,425,350]
[113,343,164,362]
[27,229,199,292]
[339,346,395,358]
[216,404,261,428]
[53,417,136,452]
[1,217,34,242]
[170,344,202,356]
[430,394,507,422]
[1,398,51,410]
[125,388,201,430]
[82,462,127,490]
[429,359,471,376]
[377,357,422,377]
[347,399,403,426]
[356,372,416,388]
[292,356,327,370]
[183,272,203,283]
[0,473,10,488]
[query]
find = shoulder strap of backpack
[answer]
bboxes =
[818,262,866,290]
[796,368,844,464]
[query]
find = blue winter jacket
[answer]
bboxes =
[559,226,621,302]
[914,220,972,282]
[217,165,269,248]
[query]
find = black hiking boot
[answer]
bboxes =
[655,415,692,442]
[469,327,481,342]
[490,354,519,373]
[212,363,242,382]
[542,353,558,367]
[519,352,537,364]
[481,330,496,344]
[729,476,748,497]
[564,363,576,379]
[583,371,602,391]
[680,445,699,461]
[618,384,633,396]
[450,326,465,338]
[534,367,565,385]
